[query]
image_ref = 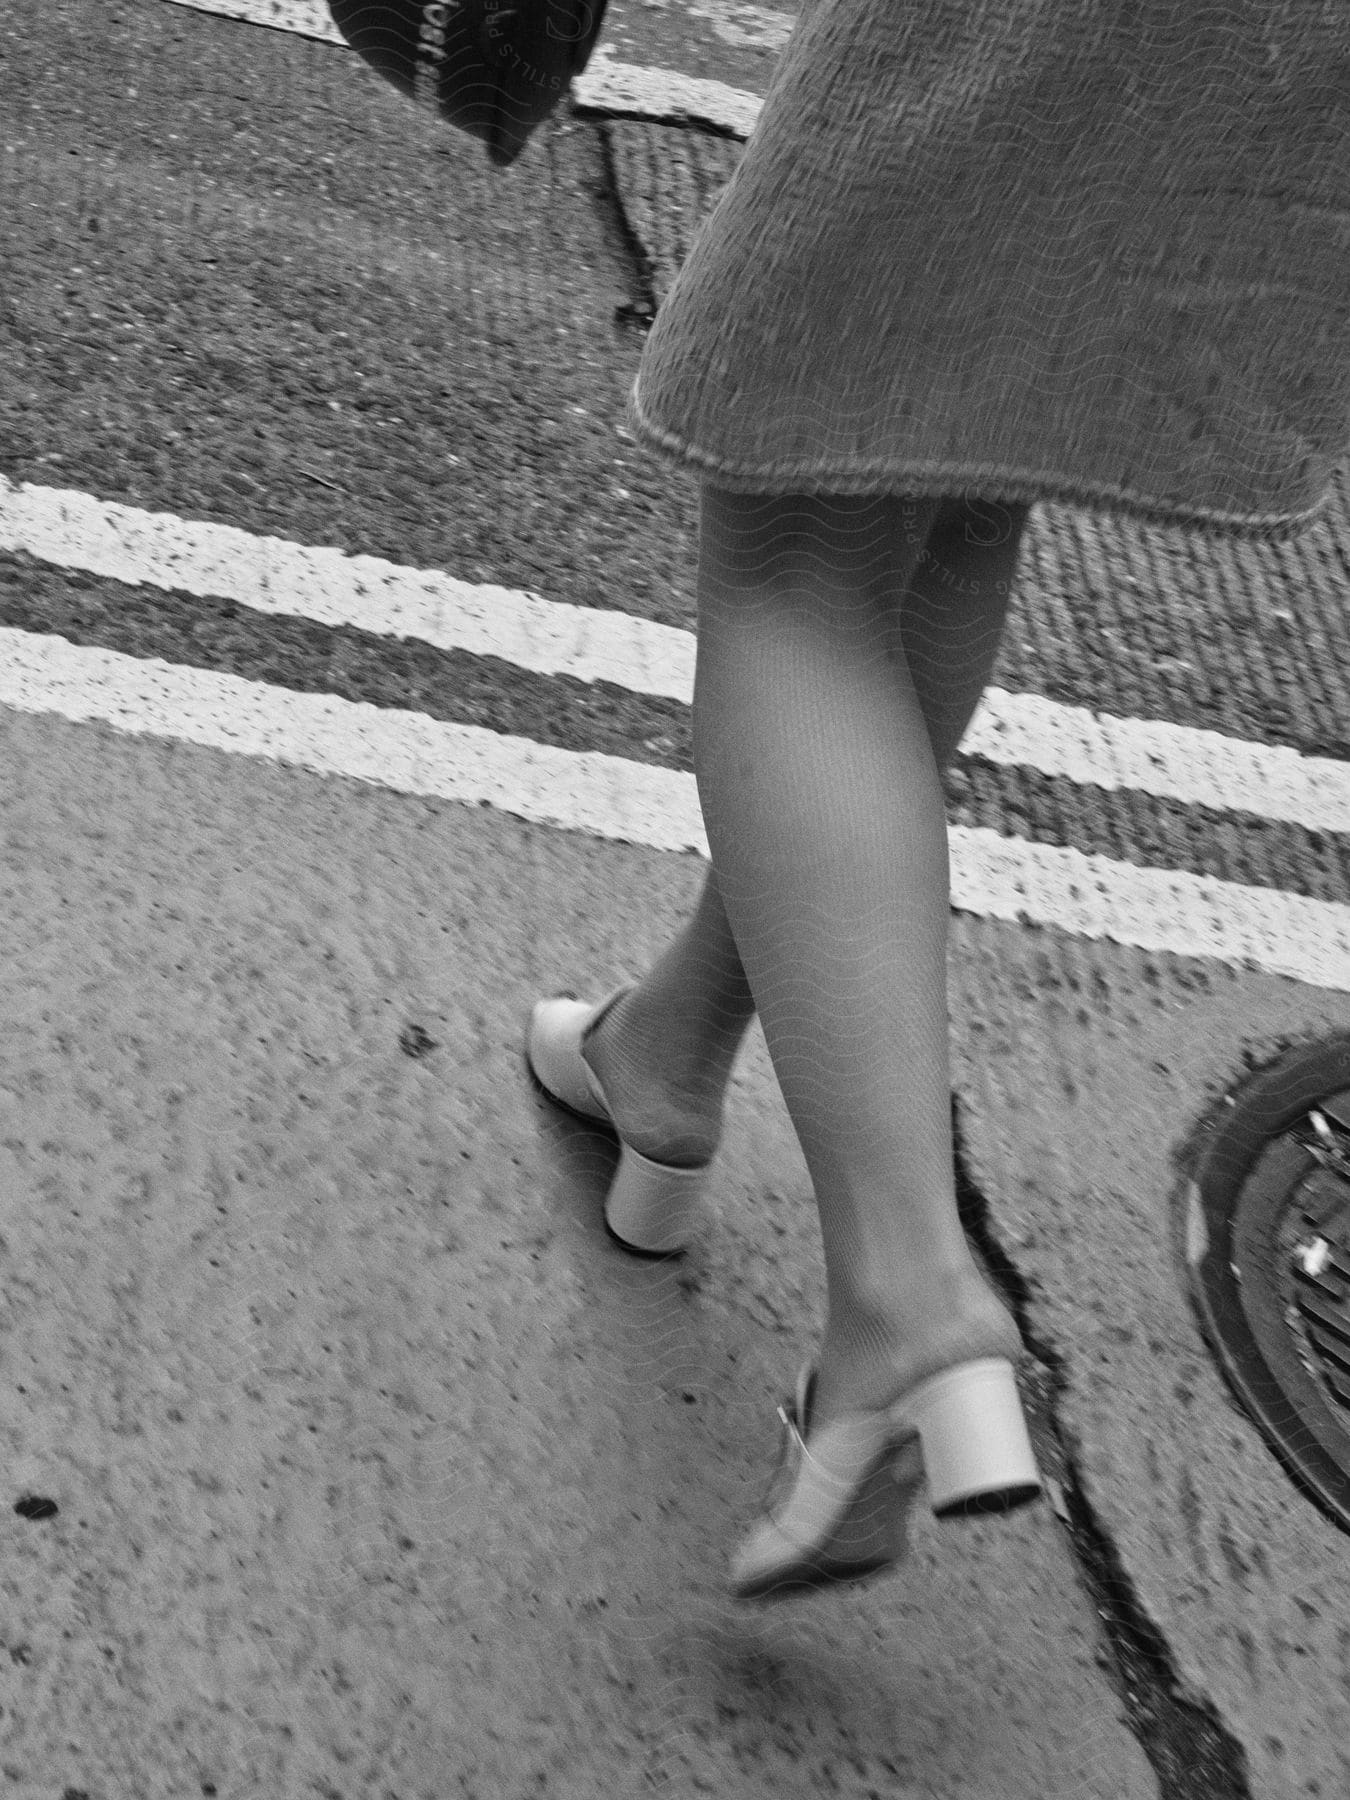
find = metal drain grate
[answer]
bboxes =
[1282,1132,1350,1416]
[1184,1036,1350,1532]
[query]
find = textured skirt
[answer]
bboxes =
[627,0,1350,539]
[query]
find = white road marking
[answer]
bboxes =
[673,0,795,54]
[3,477,1347,837]
[161,0,764,137]
[958,692,1350,839]
[0,477,697,702]
[166,0,344,36]
[0,626,705,853]
[573,47,761,136]
[2,628,1346,990]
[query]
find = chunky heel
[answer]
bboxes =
[525,989,711,1255]
[604,1146,707,1255]
[899,1357,1042,1517]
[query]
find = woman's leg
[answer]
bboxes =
[685,486,1029,1426]
[579,862,756,1167]
[583,493,1028,1197]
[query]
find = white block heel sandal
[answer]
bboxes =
[525,987,711,1256]
[731,1355,1043,1600]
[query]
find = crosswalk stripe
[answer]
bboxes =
[161,0,765,138]
[2,628,1347,991]
[0,626,706,852]
[0,476,697,702]
[4,475,1347,836]
[959,692,1350,837]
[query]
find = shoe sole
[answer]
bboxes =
[932,1482,1044,1519]
[733,1474,1043,1602]
[732,1552,897,1602]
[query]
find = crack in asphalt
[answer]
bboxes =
[592,118,663,329]
[951,1095,1253,1800]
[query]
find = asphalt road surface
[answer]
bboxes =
[1,4,1349,1799]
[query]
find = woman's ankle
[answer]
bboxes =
[592,973,749,1084]
[579,985,735,1165]
[812,1274,1023,1427]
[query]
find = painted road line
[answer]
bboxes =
[4,477,1348,836]
[161,0,764,137]
[0,477,697,704]
[2,627,1346,990]
[164,0,347,39]
[570,50,762,137]
[957,694,1350,839]
[0,626,704,854]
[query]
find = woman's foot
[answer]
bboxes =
[578,983,734,1169]
[527,987,717,1254]
[732,1282,1039,1599]
[730,1362,928,1600]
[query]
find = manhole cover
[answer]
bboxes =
[1184,1035,1350,1532]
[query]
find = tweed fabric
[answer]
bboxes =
[627,0,1350,538]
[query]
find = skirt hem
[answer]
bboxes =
[627,391,1333,544]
